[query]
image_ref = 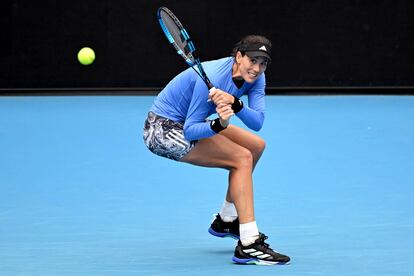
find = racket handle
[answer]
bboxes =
[207,87,216,102]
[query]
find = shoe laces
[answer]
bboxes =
[258,233,285,255]
[258,233,271,249]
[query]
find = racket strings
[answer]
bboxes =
[159,8,196,63]
[158,6,213,89]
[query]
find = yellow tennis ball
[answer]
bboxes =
[77,47,95,65]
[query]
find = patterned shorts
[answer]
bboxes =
[143,112,196,161]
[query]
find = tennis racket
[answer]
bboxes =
[157,6,215,93]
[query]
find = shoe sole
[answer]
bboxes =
[208,227,239,240]
[232,256,290,266]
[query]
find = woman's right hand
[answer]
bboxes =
[216,103,234,127]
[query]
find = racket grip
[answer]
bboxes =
[207,87,216,102]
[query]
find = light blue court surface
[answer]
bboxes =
[0,95,413,275]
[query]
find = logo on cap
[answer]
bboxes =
[259,45,267,52]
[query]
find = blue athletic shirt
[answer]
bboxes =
[150,57,266,141]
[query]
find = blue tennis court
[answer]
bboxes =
[0,95,413,275]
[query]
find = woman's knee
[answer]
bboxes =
[256,137,266,154]
[232,147,254,169]
[251,137,266,160]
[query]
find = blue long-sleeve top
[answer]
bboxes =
[150,57,266,141]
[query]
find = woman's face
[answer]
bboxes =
[233,51,269,83]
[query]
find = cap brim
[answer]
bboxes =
[245,51,271,61]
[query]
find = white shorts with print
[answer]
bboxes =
[143,112,196,161]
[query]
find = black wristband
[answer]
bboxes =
[232,96,244,113]
[210,118,227,133]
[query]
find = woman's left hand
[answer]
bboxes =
[208,88,234,106]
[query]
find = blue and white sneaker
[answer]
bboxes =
[208,214,239,239]
[232,233,290,265]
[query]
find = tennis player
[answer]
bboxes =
[143,35,290,265]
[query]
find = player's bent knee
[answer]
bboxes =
[233,147,253,169]
[254,137,266,155]
[248,137,266,162]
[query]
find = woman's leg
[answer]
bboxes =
[220,125,266,169]
[179,127,290,264]
[180,133,255,224]
[219,125,266,204]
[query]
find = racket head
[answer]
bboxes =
[157,7,197,66]
[157,7,214,90]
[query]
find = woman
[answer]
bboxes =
[143,35,290,265]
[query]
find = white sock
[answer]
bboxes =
[240,221,260,246]
[219,200,238,222]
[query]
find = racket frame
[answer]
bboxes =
[157,6,215,91]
